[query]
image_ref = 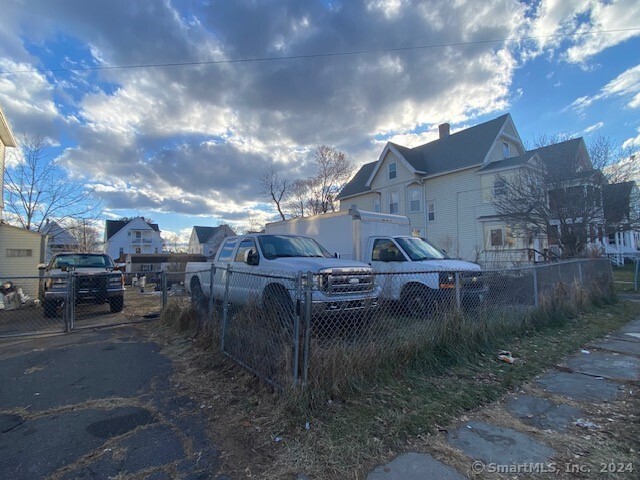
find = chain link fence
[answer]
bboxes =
[173,258,613,391]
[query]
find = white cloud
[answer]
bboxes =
[622,127,640,149]
[583,121,604,133]
[570,64,640,112]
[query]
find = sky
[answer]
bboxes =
[1,0,639,247]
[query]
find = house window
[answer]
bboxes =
[135,247,141,254]
[6,249,32,257]
[427,201,435,222]
[491,228,504,247]
[502,142,509,158]
[493,178,506,197]
[119,247,124,256]
[140,264,152,272]
[388,191,399,214]
[135,231,142,239]
[373,197,381,213]
[388,162,397,180]
[409,189,421,213]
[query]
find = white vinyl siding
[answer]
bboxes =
[0,142,5,214]
[338,192,379,212]
[0,224,43,299]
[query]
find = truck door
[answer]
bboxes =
[214,238,237,300]
[369,237,407,299]
[229,238,262,304]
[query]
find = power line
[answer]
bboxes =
[2,27,639,75]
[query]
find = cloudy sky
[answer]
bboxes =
[1,0,639,245]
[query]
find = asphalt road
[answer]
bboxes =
[0,326,224,480]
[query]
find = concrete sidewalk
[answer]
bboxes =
[0,327,224,480]
[367,309,640,479]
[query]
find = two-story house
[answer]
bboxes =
[187,225,236,260]
[337,114,615,265]
[104,218,164,261]
[40,219,79,261]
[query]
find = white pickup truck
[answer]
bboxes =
[265,209,486,316]
[184,233,380,318]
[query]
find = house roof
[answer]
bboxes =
[336,161,376,200]
[105,219,160,240]
[338,114,510,200]
[192,225,235,244]
[0,104,17,148]
[40,220,78,246]
[478,138,590,179]
[603,181,635,224]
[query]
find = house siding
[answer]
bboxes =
[371,150,417,217]
[422,168,482,261]
[0,225,44,299]
[105,218,163,260]
[339,192,379,212]
[0,142,5,214]
[188,230,201,254]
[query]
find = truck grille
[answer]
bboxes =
[319,269,375,295]
[76,274,109,293]
[460,271,484,289]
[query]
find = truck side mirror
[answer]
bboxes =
[37,263,47,270]
[244,249,260,266]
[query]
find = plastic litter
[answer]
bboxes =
[497,350,515,364]
[305,422,310,430]
[575,418,599,429]
[274,436,283,442]
[581,349,590,355]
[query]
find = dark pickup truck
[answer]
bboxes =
[38,253,125,318]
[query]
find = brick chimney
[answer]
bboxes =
[439,123,450,139]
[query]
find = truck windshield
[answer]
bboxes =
[51,254,115,269]
[258,235,331,259]
[395,237,445,261]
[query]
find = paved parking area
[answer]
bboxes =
[0,326,223,480]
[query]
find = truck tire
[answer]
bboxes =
[190,278,207,310]
[401,284,434,318]
[263,285,294,325]
[109,297,124,313]
[43,299,58,318]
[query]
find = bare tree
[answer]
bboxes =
[311,145,353,214]
[588,134,639,184]
[3,134,100,230]
[259,165,288,220]
[492,157,606,258]
[65,218,102,252]
[286,178,312,218]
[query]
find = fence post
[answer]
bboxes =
[220,265,231,352]
[532,266,539,307]
[292,271,302,386]
[161,271,168,309]
[209,263,216,322]
[578,261,583,284]
[635,259,639,292]
[302,271,313,386]
[454,272,461,310]
[64,271,75,331]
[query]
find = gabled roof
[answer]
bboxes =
[192,225,236,244]
[336,161,376,200]
[338,114,512,200]
[40,220,78,246]
[478,138,589,179]
[603,181,635,224]
[105,219,160,240]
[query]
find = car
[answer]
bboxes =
[38,253,125,318]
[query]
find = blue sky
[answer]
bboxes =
[1,0,639,246]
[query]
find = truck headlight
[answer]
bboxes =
[49,277,67,290]
[439,272,455,289]
[109,275,124,286]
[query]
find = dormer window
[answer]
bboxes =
[502,142,510,158]
[388,162,397,180]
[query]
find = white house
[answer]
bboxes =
[188,225,236,259]
[337,114,615,266]
[104,218,164,261]
[40,219,79,261]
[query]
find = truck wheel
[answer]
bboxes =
[109,297,124,313]
[43,299,58,318]
[263,286,294,325]
[402,285,433,318]
[190,279,207,310]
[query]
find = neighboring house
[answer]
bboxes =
[0,103,45,300]
[337,113,613,265]
[40,219,79,261]
[104,218,164,261]
[187,225,236,259]
[603,181,640,264]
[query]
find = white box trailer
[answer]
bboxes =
[265,208,411,260]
